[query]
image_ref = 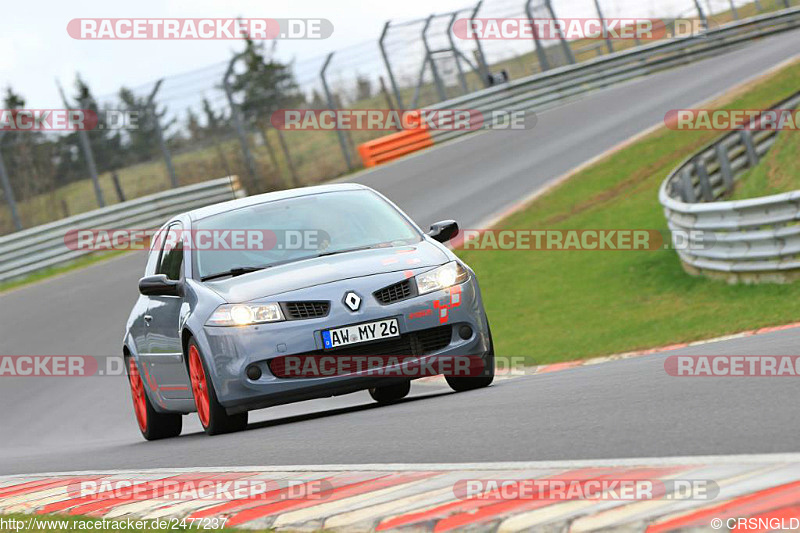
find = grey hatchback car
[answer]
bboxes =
[124,183,494,439]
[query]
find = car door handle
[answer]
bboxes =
[144,315,153,325]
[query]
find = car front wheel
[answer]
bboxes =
[445,322,495,392]
[188,338,248,435]
[369,380,411,404]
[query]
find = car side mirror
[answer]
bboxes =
[138,274,183,297]
[428,220,459,243]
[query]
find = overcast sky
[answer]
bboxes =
[2,0,714,108]
[1,0,475,108]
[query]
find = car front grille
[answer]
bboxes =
[374,279,415,305]
[267,325,453,378]
[282,301,330,320]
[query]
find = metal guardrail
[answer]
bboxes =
[0,176,245,283]
[428,6,800,144]
[356,7,800,165]
[659,91,800,283]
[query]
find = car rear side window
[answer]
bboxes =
[157,223,184,281]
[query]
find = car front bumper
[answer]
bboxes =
[195,270,490,413]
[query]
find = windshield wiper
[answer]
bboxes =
[201,245,390,281]
[316,244,386,258]
[201,266,266,282]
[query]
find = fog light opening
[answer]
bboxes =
[458,325,473,340]
[246,365,262,381]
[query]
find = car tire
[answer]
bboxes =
[126,356,182,441]
[445,321,495,392]
[369,380,411,404]
[187,338,248,436]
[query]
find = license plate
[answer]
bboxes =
[322,318,400,350]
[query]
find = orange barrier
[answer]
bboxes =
[357,111,433,167]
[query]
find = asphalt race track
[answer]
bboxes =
[1,31,799,475]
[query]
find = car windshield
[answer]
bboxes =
[194,189,421,280]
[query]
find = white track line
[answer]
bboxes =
[7,453,800,480]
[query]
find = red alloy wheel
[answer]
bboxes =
[189,345,211,428]
[128,357,148,432]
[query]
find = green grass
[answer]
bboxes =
[456,58,800,365]
[0,512,275,532]
[731,124,800,199]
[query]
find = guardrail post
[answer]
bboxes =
[740,130,760,166]
[321,52,354,171]
[470,1,493,84]
[410,52,432,109]
[545,0,576,65]
[223,53,262,187]
[58,81,105,208]
[525,0,552,71]
[76,117,105,208]
[379,21,406,110]
[715,143,735,193]
[693,0,709,28]
[275,129,298,187]
[679,167,698,203]
[694,157,714,201]
[257,125,282,176]
[422,15,448,102]
[147,80,178,189]
[727,0,739,20]
[0,132,22,231]
[593,0,614,54]
[447,11,470,94]
[111,171,126,202]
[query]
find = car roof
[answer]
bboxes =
[186,182,371,222]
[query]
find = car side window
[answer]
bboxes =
[157,223,184,281]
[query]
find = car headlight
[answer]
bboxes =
[415,261,468,296]
[206,303,284,326]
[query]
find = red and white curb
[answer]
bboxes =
[3,454,800,531]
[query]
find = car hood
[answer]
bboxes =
[204,241,448,303]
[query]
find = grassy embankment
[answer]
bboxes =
[456,58,800,364]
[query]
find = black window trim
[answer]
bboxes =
[156,220,185,284]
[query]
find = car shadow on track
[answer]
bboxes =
[177,389,456,439]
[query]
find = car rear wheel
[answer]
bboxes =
[188,338,248,435]
[445,322,495,392]
[126,356,182,440]
[369,380,411,404]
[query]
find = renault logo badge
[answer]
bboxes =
[343,292,361,312]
